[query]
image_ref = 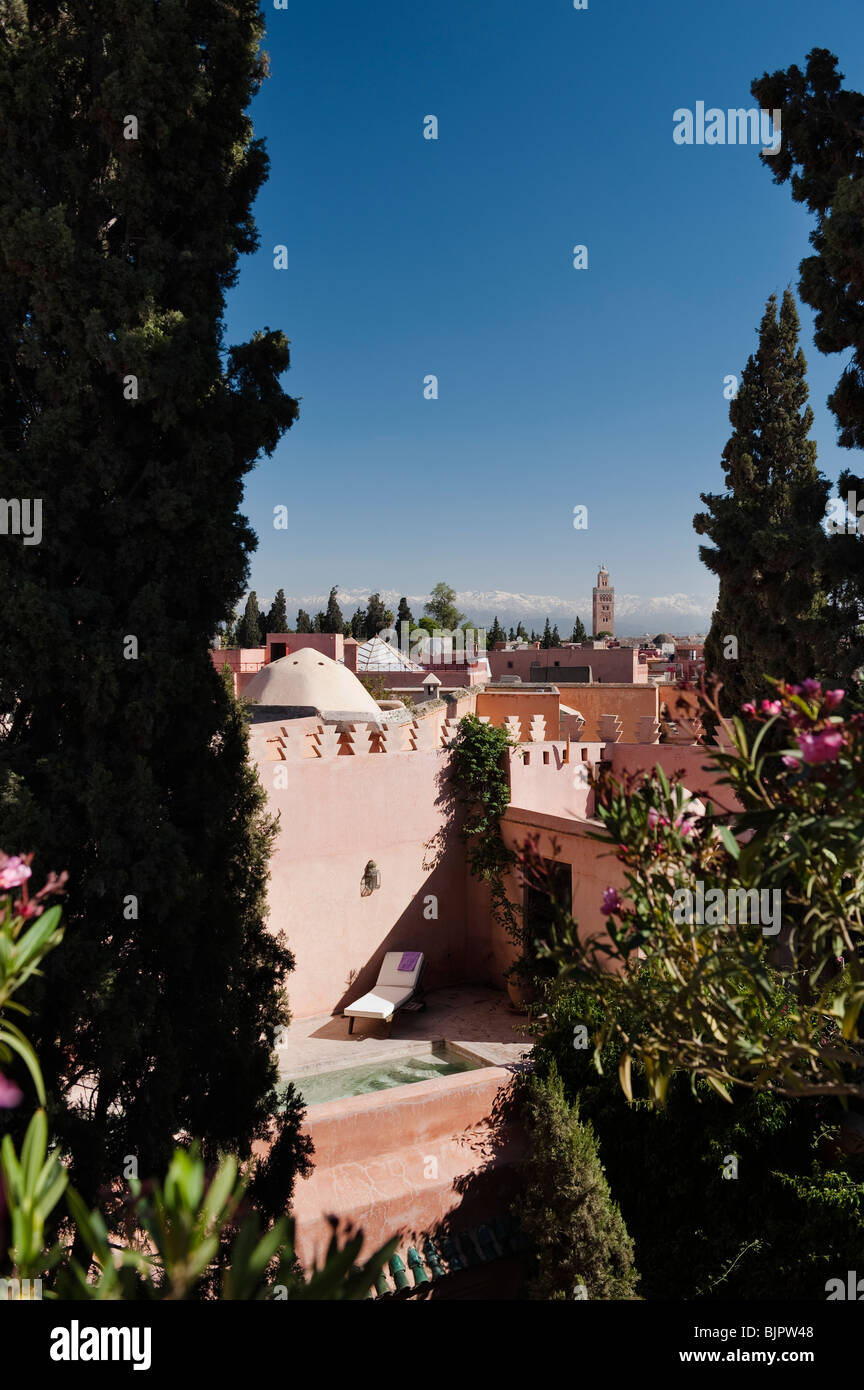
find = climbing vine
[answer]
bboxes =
[447,715,521,947]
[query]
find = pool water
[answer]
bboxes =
[294,1044,481,1107]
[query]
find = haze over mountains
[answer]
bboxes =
[273,588,714,638]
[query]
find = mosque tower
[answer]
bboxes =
[592,564,614,637]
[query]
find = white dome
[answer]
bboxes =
[243,647,382,717]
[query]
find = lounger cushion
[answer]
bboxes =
[376,951,425,989]
[345,985,415,1020]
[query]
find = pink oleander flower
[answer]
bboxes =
[601,887,622,916]
[824,690,845,710]
[741,702,756,716]
[647,807,669,830]
[800,679,822,699]
[781,754,800,769]
[797,729,844,764]
[761,700,782,715]
[0,1073,23,1109]
[0,855,32,890]
[674,815,697,837]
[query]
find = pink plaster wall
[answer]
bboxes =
[501,809,627,965]
[506,742,598,820]
[605,742,741,813]
[488,646,647,683]
[377,666,487,691]
[260,747,470,1018]
[265,632,345,663]
[287,1065,525,1267]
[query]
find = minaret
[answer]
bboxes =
[592,564,614,637]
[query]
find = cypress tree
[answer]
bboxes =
[321,587,343,634]
[570,617,587,644]
[364,592,392,638]
[265,587,288,635]
[516,1068,639,1301]
[752,50,864,450]
[396,596,413,627]
[550,624,561,647]
[541,618,552,649]
[693,290,838,711]
[752,50,864,675]
[236,590,264,647]
[295,609,313,634]
[488,616,505,646]
[0,2,299,1203]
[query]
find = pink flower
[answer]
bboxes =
[761,700,782,715]
[741,702,756,716]
[0,856,31,890]
[0,1073,23,1109]
[674,815,697,836]
[824,690,845,710]
[800,679,822,699]
[781,754,800,769]
[601,887,622,916]
[797,730,844,764]
[647,808,669,830]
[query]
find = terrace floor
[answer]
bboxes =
[277,983,532,1083]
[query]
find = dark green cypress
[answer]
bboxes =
[0,1,299,1202]
[236,590,264,647]
[694,291,838,710]
[321,587,343,634]
[265,587,288,635]
[752,50,864,677]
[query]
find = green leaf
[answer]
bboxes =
[618,1052,633,1103]
[705,1074,733,1103]
[21,1109,48,1195]
[0,1026,45,1104]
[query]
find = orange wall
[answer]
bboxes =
[555,683,658,742]
[475,688,561,740]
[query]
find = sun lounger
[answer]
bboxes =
[344,951,425,1035]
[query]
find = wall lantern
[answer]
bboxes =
[361,860,381,896]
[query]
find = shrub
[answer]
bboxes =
[515,1065,639,1300]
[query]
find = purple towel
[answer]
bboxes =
[398,950,421,973]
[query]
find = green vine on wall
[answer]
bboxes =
[447,715,521,949]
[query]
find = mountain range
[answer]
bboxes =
[272,588,716,638]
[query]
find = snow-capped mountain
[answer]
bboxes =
[270,587,715,638]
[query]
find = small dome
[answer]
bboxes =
[244,647,382,717]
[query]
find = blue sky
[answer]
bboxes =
[225,0,864,618]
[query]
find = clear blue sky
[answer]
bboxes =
[224,0,864,614]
